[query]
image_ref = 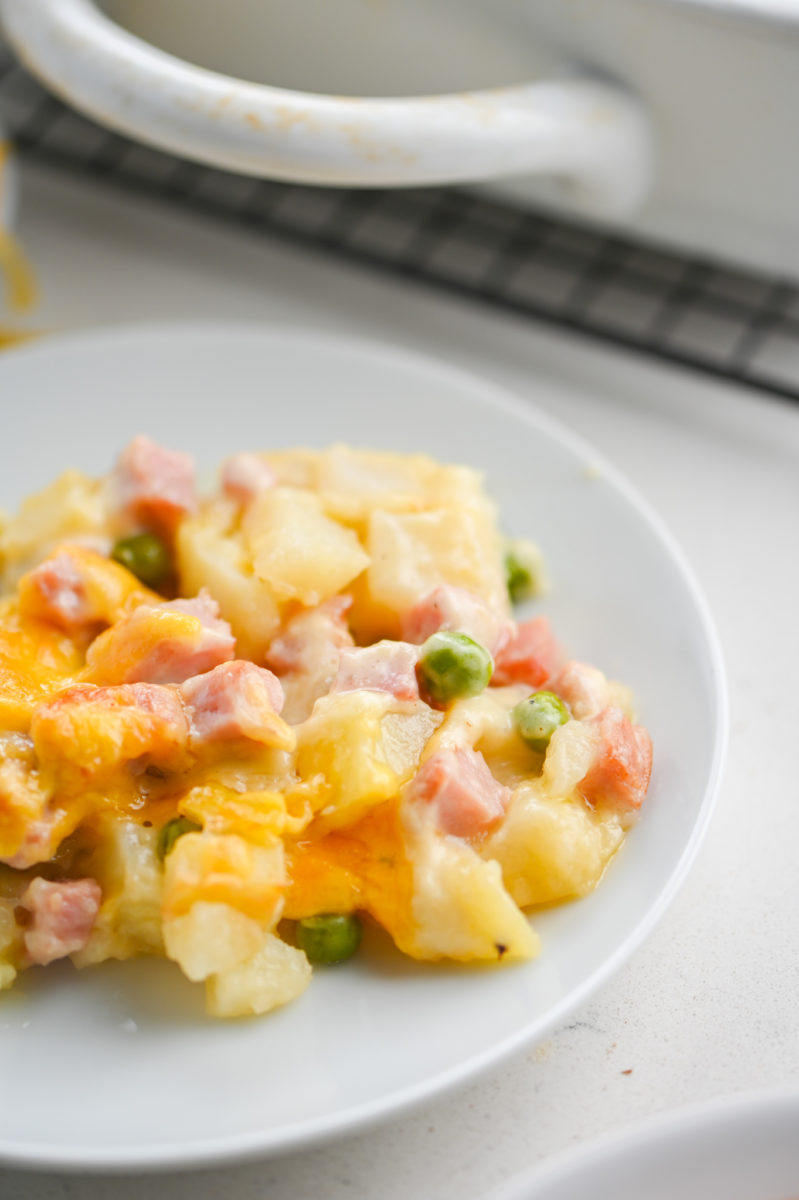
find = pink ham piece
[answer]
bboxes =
[20,876,102,966]
[265,596,354,724]
[266,596,353,675]
[20,550,95,633]
[579,706,653,815]
[112,435,196,535]
[551,660,611,720]
[407,746,511,839]
[491,616,561,688]
[332,641,420,702]
[2,817,59,870]
[221,453,277,505]
[145,590,236,680]
[163,591,231,630]
[402,585,513,658]
[179,660,286,747]
[84,589,236,686]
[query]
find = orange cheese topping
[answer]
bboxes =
[285,798,416,948]
[0,601,84,731]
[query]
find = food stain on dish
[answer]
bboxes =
[0,139,38,349]
[0,437,653,1021]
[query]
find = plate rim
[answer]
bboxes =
[0,320,729,1172]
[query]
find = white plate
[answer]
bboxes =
[489,1088,799,1200]
[0,322,726,1172]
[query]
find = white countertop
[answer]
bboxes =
[3,162,798,1199]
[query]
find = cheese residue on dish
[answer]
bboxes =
[0,438,653,1018]
[0,140,37,350]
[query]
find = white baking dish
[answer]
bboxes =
[1,0,798,275]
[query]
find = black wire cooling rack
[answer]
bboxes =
[2,44,799,403]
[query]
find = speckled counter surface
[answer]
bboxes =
[2,163,798,1200]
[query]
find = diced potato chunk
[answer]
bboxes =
[162,831,286,923]
[296,691,441,831]
[482,783,624,907]
[176,498,280,659]
[0,470,109,587]
[164,900,265,982]
[315,445,433,528]
[74,819,165,965]
[479,720,624,907]
[260,449,320,489]
[206,933,312,1018]
[402,815,539,962]
[243,487,369,607]
[366,502,508,628]
[540,720,601,796]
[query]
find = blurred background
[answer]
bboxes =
[1,0,799,397]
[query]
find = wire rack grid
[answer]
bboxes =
[1,45,798,403]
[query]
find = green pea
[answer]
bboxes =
[111,532,172,588]
[504,538,545,606]
[417,631,493,707]
[296,913,363,964]
[512,690,569,752]
[157,816,201,862]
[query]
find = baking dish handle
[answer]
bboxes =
[0,0,654,216]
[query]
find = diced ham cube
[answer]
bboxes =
[162,589,231,632]
[179,661,291,749]
[31,682,190,779]
[111,435,197,535]
[265,597,354,724]
[20,876,102,966]
[3,817,58,870]
[19,550,99,633]
[332,641,420,701]
[266,596,353,674]
[221,453,277,504]
[551,660,611,720]
[407,746,511,839]
[402,585,513,657]
[578,706,653,815]
[491,617,561,688]
[85,588,236,686]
